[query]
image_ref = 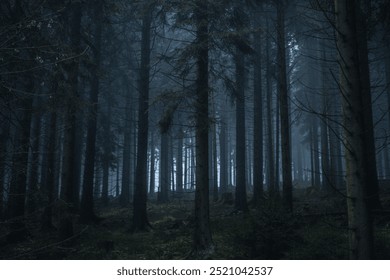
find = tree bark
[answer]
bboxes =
[7,81,33,242]
[235,48,248,212]
[276,0,292,212]
[334,0,374,259]
[177,128,184,193]
[158,131,169,202]
[80,0,103,223]
[253,9,264,205]
[219,100,228,194]
[149,133,156,197]
[59,1,82,239]
[42,110,57,230]
[121,83,133,206]
[132,2,152,231]
[192,0,213,255]
[265,23,275,196]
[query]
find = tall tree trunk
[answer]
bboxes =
[7,81,34,242]
[121,75,133,206]
[192,0,213,255]
[60,1,82,239]
[41,110,57,230]
[253,9,264,205]
[101,103,112,206]
[0,119,9,220]
[276,1,292,211]
[184,135,188,190]
[170,135,175,192]
[312,119,321,187]
[385,39,390,179]
[191,136,196,190]
[334,0,373,259]
[356,0,380,209]
[212,120,219,202]
[321,49,330,191]
[266,23,275,196]
[235,48,248,212]
[132,2,152,231]
[219,100,228,194]
[275,89,280,193]
[177,128,184,193]
[26,105,42,214]
[158,131,169,202]
[296,142,303,183]
[80,0,103,223]
[149,133,155,197]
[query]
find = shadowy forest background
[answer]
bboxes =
[1,0,390,260]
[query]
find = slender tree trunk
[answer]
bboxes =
[101,103,112,206]
[132,2,152,231]
[191,137,196,190]
[296,142,303,184]
[158,131,169,202]
[275,89,280,192]
[321,49,330,191]
[385,40,390,179]
[116,157,120,197]
[177,129,184,193]
[208,126,213,196]
[27,106,42,214]
[149,133,155,197]
[0,120,8,220]
[80,0,103,223]
[184,135,188,190]
[212,120,218,202]
[312,119,321,187]
[42,110,57,230]
[266,24,275,195]
[276,1,292,211]
[253,9,264,204]
[170,135,175,192]
[219,101,228,194]
[121,75,133,206]
[235,48,248,212]
[59,1,82,239]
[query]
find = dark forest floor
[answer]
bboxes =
[1,188,390,260]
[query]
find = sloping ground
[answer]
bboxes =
[1,190,390,259]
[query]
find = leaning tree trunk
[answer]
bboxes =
[334,0,374,259]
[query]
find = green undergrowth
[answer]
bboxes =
[1,194,390,259]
